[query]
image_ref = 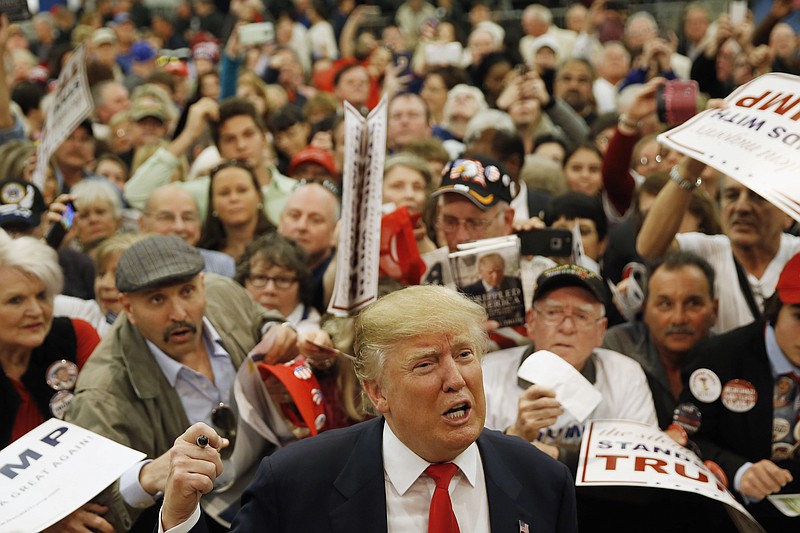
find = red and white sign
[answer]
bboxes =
[578,419,765,533]
[659,73,800,223]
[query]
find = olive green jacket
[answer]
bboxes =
[65,274,282,531]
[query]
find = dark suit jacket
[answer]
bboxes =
[193,417,578,533]
[679,320,799,530]
[462,275,524,298]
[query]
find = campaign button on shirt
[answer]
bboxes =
[49,390,74,419]
[773,418,791,441]
[673,402,702,435]
[46,359,78,391]
[689,368,722,403]
[721,379,757,413]
[772,442,794,461]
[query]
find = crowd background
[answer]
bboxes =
[2,0,800,531]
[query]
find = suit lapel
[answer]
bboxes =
[741,324,776,459]
[478,432,534,531]
[329,419,389,533]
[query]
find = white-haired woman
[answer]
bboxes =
[0,233,100,443]
[0,232,109,531]
[70,178,123,252]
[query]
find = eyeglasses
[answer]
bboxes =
[146,211,199,224]
[438,211,502,234]
[534,304,603,330]
[247,274,298,289]
[295,178,341,198]
[211,403,236,460]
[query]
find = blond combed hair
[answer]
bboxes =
[353,285,489,389]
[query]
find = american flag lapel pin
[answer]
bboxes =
[519,520,529,532]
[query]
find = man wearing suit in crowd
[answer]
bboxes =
[679,252,800,531]
[462,252,524,298]
[66,235,297,532]
[158,285,579,533]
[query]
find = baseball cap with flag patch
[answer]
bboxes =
[431,155,516,210]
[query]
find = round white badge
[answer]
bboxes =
[49,390,74,419]
[773,418,791,441]
[46,359,78,391]
[689,368,722,403]
[772,442,793,461]
[721,379,757,413]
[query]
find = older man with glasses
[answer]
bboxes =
[482,264,657,470]
[431,155,516,253]
[66,235,298,533]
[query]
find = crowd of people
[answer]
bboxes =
[1,0,799,531]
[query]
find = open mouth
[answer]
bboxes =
[443,402,470,420]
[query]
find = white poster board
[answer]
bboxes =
[327,98,387,316]
[658,72,800,222]
[32,44,94,191]
[578,419,765,533]
[0,419,145,532]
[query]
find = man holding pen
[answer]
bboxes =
[66,235,297,532]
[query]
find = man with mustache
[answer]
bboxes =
[638,155,800,333]
[603,251,718,428]
[66,235,297,532]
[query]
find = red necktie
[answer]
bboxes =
[425,463,460,533]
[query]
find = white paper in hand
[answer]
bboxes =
[517,350,602,422]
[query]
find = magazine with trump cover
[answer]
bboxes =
[450,236,525,327]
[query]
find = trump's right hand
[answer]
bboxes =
[161,423,228,531]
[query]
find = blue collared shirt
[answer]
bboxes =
[147,317,236,424]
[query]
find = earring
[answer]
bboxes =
[257,203,263,210]
[212,211,219,218]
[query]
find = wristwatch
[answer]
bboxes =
[669,165,702,191]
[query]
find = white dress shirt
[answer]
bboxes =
[383,423,490,533]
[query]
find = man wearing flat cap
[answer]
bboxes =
[66,235,297,532]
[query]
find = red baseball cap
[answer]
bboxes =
[257,357,327,438]
[287,147,337,179]
[776,253,800,304]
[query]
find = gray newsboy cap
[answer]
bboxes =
[116,235,205,292]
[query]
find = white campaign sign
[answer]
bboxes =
[32,44,94,191]
[0,419,145,532]
[578,420,765,533]
[327,98,387,316]
[658,72,800,222]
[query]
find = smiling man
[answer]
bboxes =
[65,235,297,532]
[158,285,579,533]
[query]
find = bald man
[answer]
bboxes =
[140,184,235,277]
